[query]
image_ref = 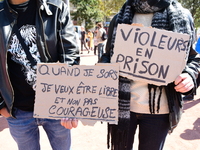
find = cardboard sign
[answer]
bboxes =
[34,63,119,124]
[111,24,190,85]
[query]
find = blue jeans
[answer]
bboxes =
[97,42,105,61]
[127,112,169,150]
[6,108,71,150]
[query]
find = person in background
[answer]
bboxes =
[99,0,200,150]
[0,0,79,149]
[183,37,200,100]
[80,26,90,54]
[93,26,99,55]
[75,27,81,54]
[196,36,200,53]
[87,30,94,51]
[96,22,107,61]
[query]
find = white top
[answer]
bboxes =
[97,28,106,44]
[130,13,169,114]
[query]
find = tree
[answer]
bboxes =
[70,0,103,30]
[178,0,200,28]
[100,0,125,18]
[70,0,125,30]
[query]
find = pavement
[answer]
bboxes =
[0,50,200,150]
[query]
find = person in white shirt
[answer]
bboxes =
[96,22,107,61]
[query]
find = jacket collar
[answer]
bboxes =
[4,0,18,23]
[38,0,52,15]
[5,0,53,16]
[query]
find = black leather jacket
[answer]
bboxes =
[0,0,80,116]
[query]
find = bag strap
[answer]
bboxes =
[13,24,37,67]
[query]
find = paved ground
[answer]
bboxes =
[0,51,200,150]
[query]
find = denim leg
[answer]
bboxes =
[6,109,40,150]
[6,108,71,150]
[138,113,169,150]
[97,43,101,60]
[42,119,71,150]
[97,43,105,61]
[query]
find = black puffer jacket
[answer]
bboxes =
[0,0,80,116]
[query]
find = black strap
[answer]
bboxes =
[13,24,37,67]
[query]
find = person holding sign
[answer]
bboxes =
[0,0,79,149]
[100,0,200,150]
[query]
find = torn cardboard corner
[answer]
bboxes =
[111,24,190,86]
[130,23,153,28]
[34,63,119,125]
[131,23,144,27]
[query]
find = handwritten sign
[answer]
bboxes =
[34,63,119,124]
[111,24,190,85]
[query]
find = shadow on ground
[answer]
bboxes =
[180,117,200,140]
[183,98,200,111]
[179,99,200,140]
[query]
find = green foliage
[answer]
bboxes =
[70,0,103,30]
[178,0,200,28]
[100,0,125,17]
[70,0,125,30]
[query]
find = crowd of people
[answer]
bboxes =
[75,22,107,61]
